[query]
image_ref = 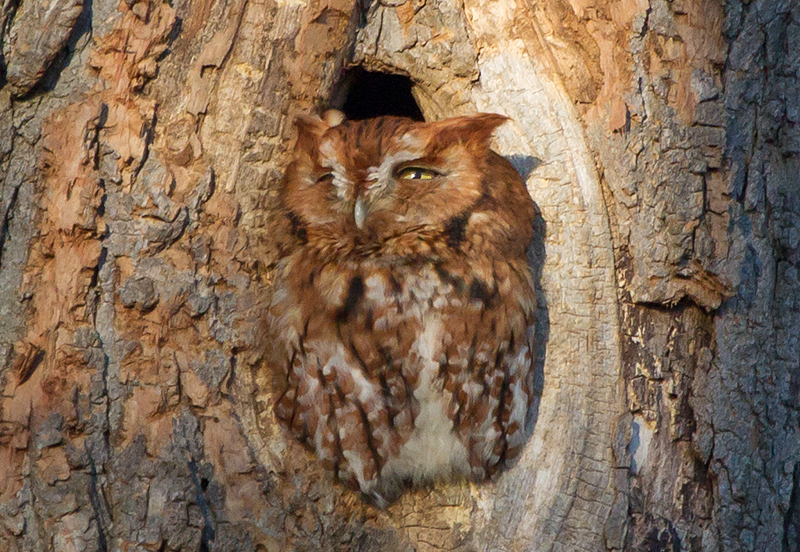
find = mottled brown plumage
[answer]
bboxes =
[268,113,537,506]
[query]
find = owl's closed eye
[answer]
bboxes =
[268,111,537,506]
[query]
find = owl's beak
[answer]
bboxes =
[354,197,367,230]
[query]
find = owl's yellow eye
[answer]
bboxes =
[397,167,439,180]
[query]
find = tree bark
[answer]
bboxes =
[0,0,797,550]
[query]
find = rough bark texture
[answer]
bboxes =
[0,0,797,550]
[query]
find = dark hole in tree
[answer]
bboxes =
[330,67,424,121]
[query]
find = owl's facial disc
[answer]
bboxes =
[348,148,427,229]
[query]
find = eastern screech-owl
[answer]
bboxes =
[268,112,537,506]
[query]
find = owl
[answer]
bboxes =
[267,111,537,506]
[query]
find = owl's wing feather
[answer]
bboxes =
[435,258,536,477]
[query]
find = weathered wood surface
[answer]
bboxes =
[0,0,797,550]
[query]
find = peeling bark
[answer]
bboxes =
[1,0,798,550]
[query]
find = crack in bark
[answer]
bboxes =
[783,462,800,551]
[0,179,20,269]
[87,456,110,552]
[188,460,217,550]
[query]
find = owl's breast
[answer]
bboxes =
[342,263,476,484]
[270,251,535,500]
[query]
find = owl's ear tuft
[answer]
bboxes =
[294,114,330,154]
[322,109,346,127]
[435,113,510,148]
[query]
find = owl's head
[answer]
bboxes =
[281,112,510,251]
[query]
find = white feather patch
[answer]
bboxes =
[380,315,470,483]
[365,150,423,192]
[319,139,351,200]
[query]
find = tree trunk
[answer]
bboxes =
[0,0,796,550]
